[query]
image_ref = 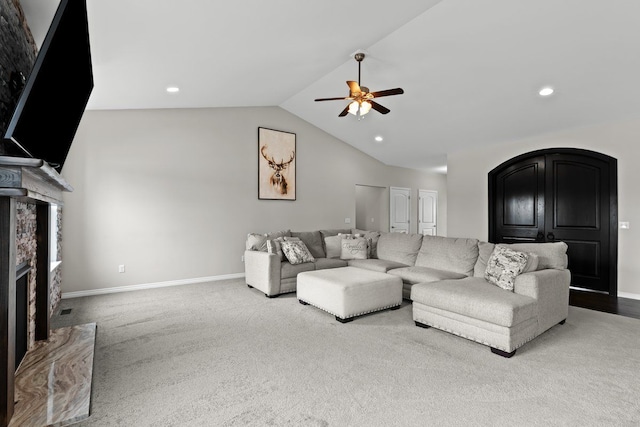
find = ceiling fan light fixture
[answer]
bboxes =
[348,100,372,116]
[315,53,403,117]
[348,101,359,115]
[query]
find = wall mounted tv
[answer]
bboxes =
[3,0,93,172]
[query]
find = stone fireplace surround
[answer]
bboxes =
[0,156,71,426]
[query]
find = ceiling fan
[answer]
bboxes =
[314,52,404,118]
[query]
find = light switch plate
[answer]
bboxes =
[345,218,351,224]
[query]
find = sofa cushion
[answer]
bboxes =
[507,242,568,270]
[291,231,325,258]
[388,266,466,284]
[474,242,496,277]
[314,258,348,270]
[347,258,409,273]
[281,240,316,265]
[376,232,423,265]
[281,261,315,279]
[267,229,291,240]
[410,277,537,327]
[415,235,479,276]
[485,245,529,291]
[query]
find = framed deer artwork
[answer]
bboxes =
[258,127,296,200]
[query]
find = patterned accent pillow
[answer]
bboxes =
[281,240,315,265]
[266,237,286,261]
[485,245,529,291]
[340,237,368,260]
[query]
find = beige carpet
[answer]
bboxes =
[52,279,640,426]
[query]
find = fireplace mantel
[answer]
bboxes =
[0,156,73,204]
[1,155,72,426]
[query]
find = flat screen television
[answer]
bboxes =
[2,0,93,172]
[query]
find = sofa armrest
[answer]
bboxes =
[514,269,571,334]
[244,250,282,296]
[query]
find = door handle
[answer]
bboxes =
[547,232,555,241]
[536,232,544,242]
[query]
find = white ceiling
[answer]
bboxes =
[21,0,640,172]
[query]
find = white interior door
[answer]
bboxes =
[390,187,410,233]
[418,190,437,235]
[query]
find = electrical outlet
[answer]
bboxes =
[345,218,351,224]
[118,264,125,273]
[620,221,630,229]
[241,255,245,262]
[371,218,375,223]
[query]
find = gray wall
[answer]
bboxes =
[447,115,640,298]
[355,185,387,232]
[61,106,447,293]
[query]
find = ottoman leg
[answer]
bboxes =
[299,300,309,305]
[247,284,253,289]
[336,316,354,323]
[415,321,431,329]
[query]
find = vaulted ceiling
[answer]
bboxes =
[21,0,640,172]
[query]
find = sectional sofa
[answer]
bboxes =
[244,229,570,357]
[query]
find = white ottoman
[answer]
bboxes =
[297,267,403,323]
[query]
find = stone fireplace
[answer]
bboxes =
[1,157,71,426]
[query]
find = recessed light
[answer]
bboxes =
[374,136,384,142]
[539,87,554,97]
[166,86,180,93]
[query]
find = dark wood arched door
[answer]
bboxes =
[489,148,618,295]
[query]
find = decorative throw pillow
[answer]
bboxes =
[246,233,268,251]
[522,252,539,273]
[266,237,286,261]
[485,245,529,291]
[281,240,315,265]
[324,235,343,259]
[340,237,368,260]
[352,229,381,259]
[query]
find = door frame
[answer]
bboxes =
[488,148,618,296]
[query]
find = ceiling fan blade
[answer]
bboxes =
[347,81,361,94]
[370,88,404,98]
[370,101,390,114]
[315,96,352,102]
[338,105,350,117]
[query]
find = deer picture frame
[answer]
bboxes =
[258,127,296,200]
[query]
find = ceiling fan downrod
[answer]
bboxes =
[355,52,365,86]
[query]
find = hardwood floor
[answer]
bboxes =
[570,289,640,320]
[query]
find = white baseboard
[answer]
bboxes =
[618,291,640,301]
[61,273,245,299]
